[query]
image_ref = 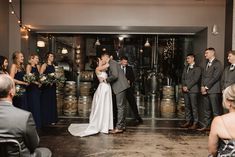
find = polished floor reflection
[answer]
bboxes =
[39,118,208,157]
[64,94,185,120]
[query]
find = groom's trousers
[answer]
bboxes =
[116,90,127,130]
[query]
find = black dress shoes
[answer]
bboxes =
[180,122,192,128]
[188,123,198,130]
[197,127,210,131]
[136,117,143,124]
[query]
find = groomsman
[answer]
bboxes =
[198,47,223,131]
[221,50,235,90]
[120,56,143,124]
[180,53,201,129]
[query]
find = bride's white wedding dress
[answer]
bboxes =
[68,71,113,137]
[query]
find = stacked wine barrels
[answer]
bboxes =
[177,85,185,118]
[55,66,65,116]
[177,97,185,118]
[63,81,78,116]
[160,86,176,118]
[78,96,92,117]
[79,82,92,96]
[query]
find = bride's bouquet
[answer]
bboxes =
[23,73,37,83]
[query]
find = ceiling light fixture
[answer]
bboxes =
[61,48,68,54]
[118,36,124,41]
[144,38,151,47]
[95,38,101,46]
[37,41,45,47]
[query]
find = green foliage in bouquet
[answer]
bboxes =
[39,73,67,85]
[15,85,26,97]
[23,73,37,83]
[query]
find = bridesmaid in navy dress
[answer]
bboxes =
[26,54,42,128]
[40,52,58,126]
[10,51,29,110]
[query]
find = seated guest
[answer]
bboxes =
[208,84,235,157]
[0,55,9,74]
[221,50,235,91]
[0,74,51,157]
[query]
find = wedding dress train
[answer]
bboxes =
[68,71,113,137]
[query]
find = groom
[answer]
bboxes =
[101,52,130,133]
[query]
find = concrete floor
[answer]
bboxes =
[39,119,209,157]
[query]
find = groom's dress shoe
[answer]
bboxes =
[110,129,124,134]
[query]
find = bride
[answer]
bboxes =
[68,57,113,137]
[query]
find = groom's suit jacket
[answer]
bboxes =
[0,101,40,157]
[106,59,130,94]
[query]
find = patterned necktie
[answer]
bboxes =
[122,66,126,74]
[206,61,212,70]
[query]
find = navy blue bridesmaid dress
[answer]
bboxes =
[13,69,28,110]
[41,64,58,126]
[26,66,41,128]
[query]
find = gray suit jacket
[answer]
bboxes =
[106,59,130,94]
[0,101,40,157]
[181,65,201,93]
[221,65,235,90]
[201,59,223,93]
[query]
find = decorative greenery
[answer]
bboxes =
[23,73,37,83]
[15,85,25,97]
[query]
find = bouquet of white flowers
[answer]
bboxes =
[23,73,37,83]
[39,73,57,85]
[15,85,26,97]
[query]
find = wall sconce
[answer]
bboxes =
[144,38,151,47]
[61,48,68,54]
[212,24,219,35]
[37,41,45,47]
[95,38,101,46]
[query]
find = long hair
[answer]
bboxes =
[12,51,24,70]
[44,52,54,64]
[0,56,8,73]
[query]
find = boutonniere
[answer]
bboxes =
[189,65,194,69]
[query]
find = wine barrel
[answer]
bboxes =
[65,81,77,96]
[55,66,65,116]
[63,96,78,116]
[160,98,176,118]
[162,86,175,99]
[55,66,64,78]
[79,82,91,96]
[56,93,63,116]
[78,96,92,117]
[177,97,185,118]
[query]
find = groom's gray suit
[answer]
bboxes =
[106,59,130,130]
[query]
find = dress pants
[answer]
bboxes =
[126,87,141,120]
[203,93,222,127]
[116,90,127,130]
[184,93,199,123]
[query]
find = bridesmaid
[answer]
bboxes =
[40,52,58,126]
[10,51,29,110]
[0,56,9,74]
[26,53,42,128]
